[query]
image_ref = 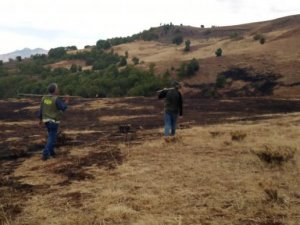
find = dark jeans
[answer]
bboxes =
[164,112,178,137]
[43,122,59,159]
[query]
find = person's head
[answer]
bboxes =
[48,83,59,95]
[171,80,182,89]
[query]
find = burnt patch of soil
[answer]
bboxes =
[54,147,123,185]
[54,164,95,185]
[218,67,280,96]
[0,176,50,223]
[1,97,300,161]
[0,101,33,120]
[0,177,35,193]
[187,67,282,97]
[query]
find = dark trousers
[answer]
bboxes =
[164,112,178,137]
[43,122,59,159]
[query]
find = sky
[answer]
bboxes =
[0,0,299,54]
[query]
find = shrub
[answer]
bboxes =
[264,188,284,204]
[177,58,199,78]
[172,35,183,45]
[215,75,226,88]
[119,57,127,67]
[96,40,111,50]
[48,47,66,58]
[253,145,296,165]
[186,58,199,75]
[140,30,159,41]
[163,23,174,33]
[132,57,139,65]
[65,46,77,51]
[215,48,222,57]
[229,32,239,39]
[149,63,156,75]
[253,34,261,41]
[230,131,247,141]
[260,37,266,44]
[70,64,77,73]
[184,40,191,52]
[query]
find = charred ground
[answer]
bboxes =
[1,97,300,225]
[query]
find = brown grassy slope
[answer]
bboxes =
[4,112,300,225]
[112,15,300,97]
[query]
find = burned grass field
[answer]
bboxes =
[1,97,300,225]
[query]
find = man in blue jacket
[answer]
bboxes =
[39,83,69,161]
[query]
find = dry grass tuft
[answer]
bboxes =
[257,221,284,225]
[253,145,296,164]
[104,204,137,222]
[230,131,247,141]
[164,135,183,143]
[264,189,284,204]
[178,121,195,129]
[210,131,225,137]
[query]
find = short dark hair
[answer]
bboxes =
[171,80,181,89]
[48,83,58,94]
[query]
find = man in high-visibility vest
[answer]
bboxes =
[38,83,69,161]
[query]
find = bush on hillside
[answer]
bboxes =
[260,37,266,44]
[119,57,127,67]
[184,40,191,51]
[172,35,183,45]
[48,47,67,59]
[230,32,238,38]
[109,37,134,46]
[96,40,112,50]
[18,61,50,75]
[253,34,262,41]
[162,23,174,33]
[215,75,226,88]
[16,56,22,62]
[132,57,140,65]
[177,58,199,79]
[140,30,159,41]
[70,64,78,73]
[65,46,77,51]
[215,48,223,57]
[186,58,199,75]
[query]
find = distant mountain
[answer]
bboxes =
[0,48,48,62]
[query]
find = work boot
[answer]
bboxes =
[164,137,170,143]
[41,156,49,161]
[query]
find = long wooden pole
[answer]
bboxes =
[17,93,84,98]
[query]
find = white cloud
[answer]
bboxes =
[0,0,299,54]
